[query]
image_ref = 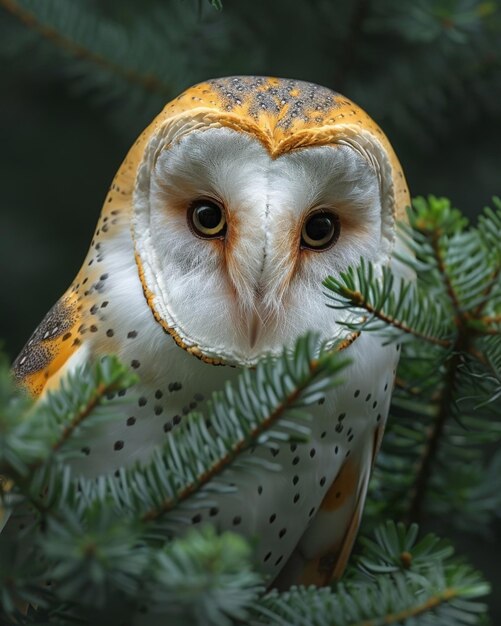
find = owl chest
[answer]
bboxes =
[73,254,398,579]
[70,330,239,475]
[79,325,396,582]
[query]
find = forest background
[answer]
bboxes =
[0,0,499,622]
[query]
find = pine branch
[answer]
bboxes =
[0,356,136,479]
[357,0,501,147]
[0,0,233,133]
[0,336,349,624]
[401,197,500,523]
[344,196,501,520]
[0,356,137,524]
[140,527,262,625]
[0,333,349,535]
[0,0,172,97]
[472,200,501,317]
[323,260,454,347]
[52,372,130,457]
[254,561,487,626]
[252,522,489,626]
[2,523,262,626]
[430,232,462,321]
[138,334,349,522]
[356,520,454,573]
[406,351,460,524]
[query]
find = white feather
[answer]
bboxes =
[133,127,396,364]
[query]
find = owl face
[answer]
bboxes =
[129,77,409,365]
[134,128,381,363]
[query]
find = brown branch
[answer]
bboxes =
[406,350,461,524]
[404,234,471,521]
[431,232,463,324]
[402,233,473,522]
[142,357,324,523]
[354,587,458,626]
[340,288,452,348]
[52,383,111,454]
[0,376,125,519]
[403,230,498,522]
[0,377,123,480]
[0,0,172,97]
[477,327,501,336]
[481,314,501,325]
[394,376,423,397]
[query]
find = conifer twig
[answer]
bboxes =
[142,356,326,522]
[353,587,460,626]
[51,383,114,454]
[337,286,452,348]
[0,0,172,97]
[406,351,460,524]
[406,229,472,523]
[431,232,463,324]
[481,314,501,325]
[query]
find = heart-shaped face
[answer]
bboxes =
[127,77,409,365]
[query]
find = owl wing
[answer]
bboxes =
[276,424,385,588]
[2,292,83,535]
[12,290,83,398]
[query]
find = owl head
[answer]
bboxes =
[106,77,409,366]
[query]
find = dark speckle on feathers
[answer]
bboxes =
[13,298,76,380]
[208,77,340,130]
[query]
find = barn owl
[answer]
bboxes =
[12,76,410,587]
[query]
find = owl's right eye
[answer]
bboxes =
[188,199,227,239]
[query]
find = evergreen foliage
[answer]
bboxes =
[0,197,499,623]
[0,1,500,623]
[324,197,501,528]
[253,523,489,626]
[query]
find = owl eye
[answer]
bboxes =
[188,199,226,238]
[301,210,340,250]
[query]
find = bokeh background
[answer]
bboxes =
[0,0,500,618]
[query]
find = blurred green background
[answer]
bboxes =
[0,0,500,617]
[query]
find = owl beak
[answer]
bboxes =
[248,310,262,349]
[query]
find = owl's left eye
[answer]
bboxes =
[188,199,227,238]
[301,210,340,251]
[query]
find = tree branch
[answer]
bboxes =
[431,232,463,324]
[51,383,113,454]
[339,287,452,348]
[0,0,172,97]
[406,350,461,524]
[355,586,458,626]
[402,230,480,523]
[141,357,323,523]
[480,314,501,325]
